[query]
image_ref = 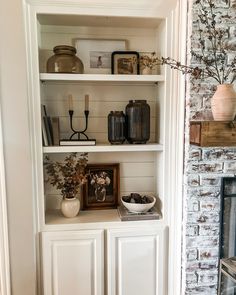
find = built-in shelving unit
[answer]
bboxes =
[24,0,184,293]
[36,11,167,222]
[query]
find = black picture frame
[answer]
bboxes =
[111,51,139,75]
[82,163,120,210]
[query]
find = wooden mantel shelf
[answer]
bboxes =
[190,121,236,147]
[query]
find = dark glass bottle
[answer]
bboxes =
[125,100,150,144]
[108,111,126,144]
[46,45,84,73]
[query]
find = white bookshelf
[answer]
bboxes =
[24,0,185,293]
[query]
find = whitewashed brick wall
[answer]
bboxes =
[183,0,236,294]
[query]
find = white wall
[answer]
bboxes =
[0,0,36,294]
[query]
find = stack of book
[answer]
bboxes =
[41,105,60,146]
[117,205,161,221]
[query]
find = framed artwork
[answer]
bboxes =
[111,51,139,74]
[82,163,120,210]
[74,38,127,74]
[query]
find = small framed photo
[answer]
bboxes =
[82,163,120,210]
[74,38,127,74]
[111,51,139,74]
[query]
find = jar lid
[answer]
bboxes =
[128,100,147,103]
[53,45,77,54]
[110,111,124,114]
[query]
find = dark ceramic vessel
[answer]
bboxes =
[108,111,126,144]
[125,100,150,144]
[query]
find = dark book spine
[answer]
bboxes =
[43,117,53,146]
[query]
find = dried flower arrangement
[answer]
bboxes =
[44,152,88,199]
[160,0,236,84]
[139,52,159,69]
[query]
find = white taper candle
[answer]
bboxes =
[85,94,89,111]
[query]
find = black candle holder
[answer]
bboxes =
[69,109,90,140]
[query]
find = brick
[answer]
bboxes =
[199,259,218,270]
[190,110,214,120]
[200,175,221,186]
[231,0,236,7]
[187,212,219,223]
[202,148,236,160]
[188,163,223,173]
[189,148,202,160]
[198,271,218,285]
[190,82,215,94]
[228,13,236,25]
[199,225,220,236]
[186,236,219,248]
[187,199,200,211]
[186,285,217,295]
[186,261,200,271]
[186,272,198,285]
[187,175,200,187]
[189,96,203,110]
[186,225,199,236]
[224,162,236,173]
[202,94,212,109]
[187,187,221,198]
[199,248,219,260]
[199,199,220,211]
[186,248,198,261]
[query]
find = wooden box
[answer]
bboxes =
[190,121,236,147]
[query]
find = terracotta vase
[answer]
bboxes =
[211,84,236,121]
[60,197,80,218]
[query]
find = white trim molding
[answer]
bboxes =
[0,99,11,295]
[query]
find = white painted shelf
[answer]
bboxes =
[40,73,165,83]
[45,209,162,230]
[43,143,163,153]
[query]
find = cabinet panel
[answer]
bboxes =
[41,230,104,295]
[107,227,166,295]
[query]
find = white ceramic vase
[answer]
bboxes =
[60,197,80,218]
[141,67,152,75]
[211,84,236,121]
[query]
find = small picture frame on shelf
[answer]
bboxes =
[73,38,127,74]
[82,163,120,210]
[111,51,139,75]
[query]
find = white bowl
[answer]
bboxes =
[121,195,156,213]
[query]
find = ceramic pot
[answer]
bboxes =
[211,84,236,121]
[60,197,80,218]
[141,67,152,75]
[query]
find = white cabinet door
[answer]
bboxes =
[41,230,104,295]
[107,227,166,295]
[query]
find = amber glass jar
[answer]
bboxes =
[125,100,150,144]
[46,45,84,73]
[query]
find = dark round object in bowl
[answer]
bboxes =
[122,193,152,204]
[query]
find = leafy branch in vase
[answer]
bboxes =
[160,0,236,84]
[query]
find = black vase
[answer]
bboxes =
[108,111,126,144]
[125,100,150,144]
